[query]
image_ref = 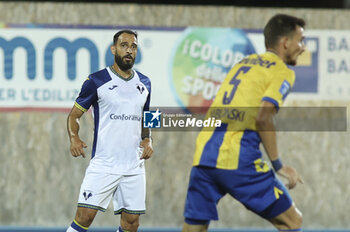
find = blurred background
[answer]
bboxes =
[0,0,350,231]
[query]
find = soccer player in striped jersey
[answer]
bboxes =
[182,14,305,232]
[66,30,153,232]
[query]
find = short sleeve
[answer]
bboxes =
[262,70,295,110]
[137,71,151,112]
[75,76,98,112]
[143,84,151,111]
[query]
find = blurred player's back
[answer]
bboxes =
[193,52,295,170]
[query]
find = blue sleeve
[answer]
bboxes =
[137,71,151,111]
[144,84,151,111]
[261,97,280,111]
[75,76,98,112]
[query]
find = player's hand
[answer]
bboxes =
[139,138,153,160]
[276,165,304,189]
[70,137,88,158]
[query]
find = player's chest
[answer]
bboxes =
[97,79,148,107]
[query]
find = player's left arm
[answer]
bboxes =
[139,86,153,160]
[140,126,153,160]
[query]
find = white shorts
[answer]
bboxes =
[77,170,146,215]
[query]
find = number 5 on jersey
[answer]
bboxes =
[222,66,251,105]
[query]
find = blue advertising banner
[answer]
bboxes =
[0,24,341,111]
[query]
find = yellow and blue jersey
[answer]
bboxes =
[193,52,295,170]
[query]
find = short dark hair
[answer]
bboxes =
[113,29,138,45]
[264,14,305,49]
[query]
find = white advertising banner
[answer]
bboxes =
[0,24,348,111]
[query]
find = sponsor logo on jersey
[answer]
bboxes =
[110,114,141,121]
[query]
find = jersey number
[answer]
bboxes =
[222,66,251,105]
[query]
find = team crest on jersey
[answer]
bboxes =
[136,84,145,94]
[83,191,93,200]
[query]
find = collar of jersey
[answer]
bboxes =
[109,65,135,81]
[265,51,288,68]
[265,51,282,61]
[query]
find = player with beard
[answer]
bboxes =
[66,30,153,232]
[182,14,306,232]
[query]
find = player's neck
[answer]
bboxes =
[111,64,133,79]
[266,49,285,63]
[266,48,279,56]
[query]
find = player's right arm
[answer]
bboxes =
[256,67,303,189]
[256,101,278,161]
[67,106,88,158]
[256,101,303,189]
[67,75,97,158]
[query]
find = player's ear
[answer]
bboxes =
[110,45,116,55]
[281,36,290,50]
